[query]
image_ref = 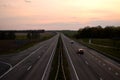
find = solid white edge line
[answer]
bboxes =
[55,52,60,80]
[100,77,103,80]
[41,40,58,80]
[108,67,111,70]
[38,56,40,59]
[27,66,32,71]
[103,63,106,66]
[85,61,88,65]
[0,61,12,68]
[0,45,44,79]
[115,72,119,75]
[61,52,67,80]
[62,37,79,80]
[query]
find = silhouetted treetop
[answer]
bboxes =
[75,26,120,39]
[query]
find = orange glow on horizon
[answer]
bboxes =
[0,0,120,30]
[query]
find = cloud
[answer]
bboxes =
[24,0,31,3]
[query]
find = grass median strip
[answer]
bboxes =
[48,37,70,80]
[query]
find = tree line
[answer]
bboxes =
[0,30,45,40]
[75,26,120,39]
[0,31,16,40]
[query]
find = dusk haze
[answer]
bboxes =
[0,1,120,80]
[0,0,120,30]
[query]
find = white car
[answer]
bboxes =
[77,49,84,54]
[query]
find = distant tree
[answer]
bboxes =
[103,26,114,38]
[79,26,92,38]
[7,32,16,39]
[32,32,40,39]
[27,32,32,39]
[0,32,6,39]
[76,25,120,39]
[90,26,103,38]
[27,31,41,39]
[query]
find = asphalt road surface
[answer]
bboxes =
[61,34,120,80]
[0,34,59,80]
[0,33,120,80]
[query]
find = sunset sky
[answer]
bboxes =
[0,0,120,30]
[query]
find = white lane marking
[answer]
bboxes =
[99,60,101,63]
[27,66,32,71]
[84,56,87,59]
[85,61,88,65]
[55,63,59,80]
[100,77,103,80]
[62,64,67,80]
[62,38,79,80]
[61,53,67,80]
[103,63,106,66]
[41,42,57,80]
[95,58,98,60]
[55,65,59,80]
[115,72,119,76]
[38,56,40,58]
[0,61,12,68]
[55,54,60,80]
[0,45,44,79]
[108,67,111,70]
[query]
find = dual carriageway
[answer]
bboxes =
[0,34,120,80]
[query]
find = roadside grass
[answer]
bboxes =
[82,39,120,48]
[14,40,41,52]
[0,32,55,54]
[76,39,120,61]
[16,35,27,39]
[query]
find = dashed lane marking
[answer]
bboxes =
[108,67,111,70]
[103,63,106,66]
[100,77,103,80]
[99,60,101,63]
[115,72,119,76]
[27,66,32,71]
[38,56,40,58]
[85,61,88,65]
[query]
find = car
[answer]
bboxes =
[77,49,84,54]
[70,41,74,44]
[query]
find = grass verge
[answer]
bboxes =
[77,39,120,62]
[0,34,54,54]
[48,37,70,80]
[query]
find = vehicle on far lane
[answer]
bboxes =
[77,49,84,54]
[70,41,74,44]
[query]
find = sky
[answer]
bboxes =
[0,0,120,30]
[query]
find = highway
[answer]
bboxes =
[61,34,120,80]
[0,34,59,80]
[0,33,120,80]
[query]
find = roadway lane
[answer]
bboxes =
[61,34,120,80]
[0,34,57,66]
[23,35,59,80]
[0,61,12,76]
[0,34,59,80]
